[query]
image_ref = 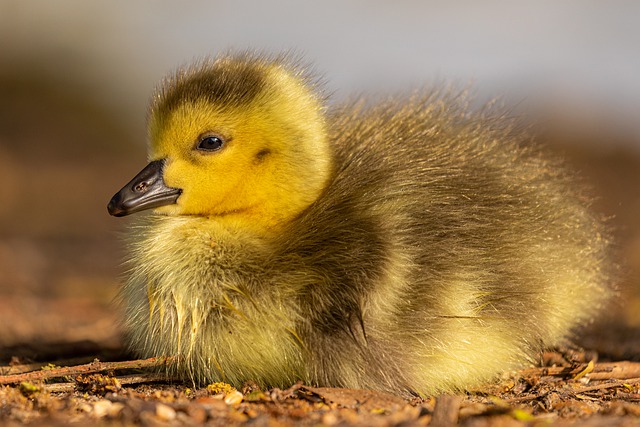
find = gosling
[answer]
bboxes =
[108,53,612,395]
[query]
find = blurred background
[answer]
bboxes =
[0,0,638,361]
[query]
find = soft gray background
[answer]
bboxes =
[2,0,639,148]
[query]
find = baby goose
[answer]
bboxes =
[108,53,612,395]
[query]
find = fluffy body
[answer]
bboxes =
[119,53,611,395]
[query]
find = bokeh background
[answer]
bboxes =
[1,1,639,361]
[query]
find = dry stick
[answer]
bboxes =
[506,392,551,404]
[506,376,640,404]
[0,357,174,385]
[42,382,75,393]
[0,356,98,376]
[518,362,640,381]
[570,377,640,394]
[586,362,640,380]
[43,373,174,393]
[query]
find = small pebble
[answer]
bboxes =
[224,390,243,405]
[186,404,208,423]
[322,412,339,425]
[92,400,112,418]
[155,403,177,421]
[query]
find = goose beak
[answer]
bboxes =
[108,159,182,217]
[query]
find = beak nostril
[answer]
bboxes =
[134,182,148,192]
[109,159,179,217]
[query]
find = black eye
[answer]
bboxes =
[197,135,224,152]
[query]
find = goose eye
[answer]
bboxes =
[197,135,224,152]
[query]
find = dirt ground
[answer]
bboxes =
[2,351,640,426]
[1,71,639,426]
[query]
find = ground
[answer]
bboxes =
[0,71,639,426]
[2,351,640,426]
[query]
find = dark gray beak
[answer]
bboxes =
[108,159,182,217]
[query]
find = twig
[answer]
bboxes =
[505,377,640,404]
[0,357,173,385]
[116,373,177,385]
[43,373,176,393]
[518,362,640,381]
[586,362,640,381]
[42,382,75,393]
[0,357,98,376]
[570,377,640,394]
[505,392,551,404]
